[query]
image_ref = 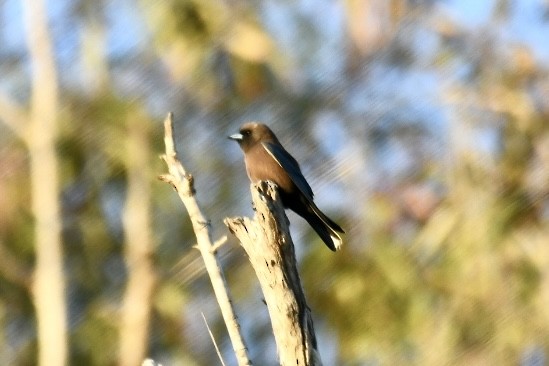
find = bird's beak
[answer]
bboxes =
[228,133,243,141]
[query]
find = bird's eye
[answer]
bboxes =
[242,130,251,136]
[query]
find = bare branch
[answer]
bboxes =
[211,235,228,253]
[225,181,323,366]
[159,113,252,366]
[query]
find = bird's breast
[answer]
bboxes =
[244,146,295,194]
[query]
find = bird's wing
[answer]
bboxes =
[262,142,314,201]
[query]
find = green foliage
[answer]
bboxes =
[304,128,549,364]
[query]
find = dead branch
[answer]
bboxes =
[159,112,252,366]
[225,181,323,366]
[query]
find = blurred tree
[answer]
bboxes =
[119,109,156,366]
[302,2,549,364]
[0,0,68,365]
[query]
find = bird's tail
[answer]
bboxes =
[307,203,345,251]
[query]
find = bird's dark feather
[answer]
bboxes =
[262,142,314,201]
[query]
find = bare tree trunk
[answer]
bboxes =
[22,0,67,365]
[119,113,156,366]
[225,181,322,366]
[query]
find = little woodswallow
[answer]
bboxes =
[229,122,345,251]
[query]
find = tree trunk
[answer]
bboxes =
[23,0,67,364]
[119,113,156,366]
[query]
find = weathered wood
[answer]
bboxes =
[160,113,252,366]
[225,181,322,366]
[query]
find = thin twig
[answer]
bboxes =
[211,235,228,253]
[202,312,227,366]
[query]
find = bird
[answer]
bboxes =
[229,122,344,251]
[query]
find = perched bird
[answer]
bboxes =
[229,122,344,251]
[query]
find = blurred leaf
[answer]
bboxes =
[223,21,273,62]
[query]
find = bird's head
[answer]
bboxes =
[228,122,278,152]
